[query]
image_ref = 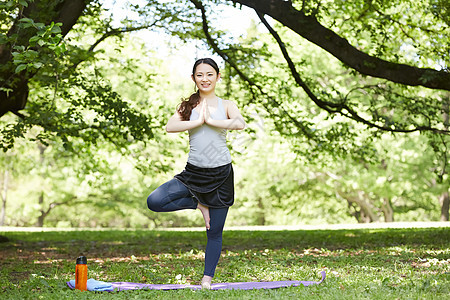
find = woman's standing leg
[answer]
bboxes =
[202,207,229,287]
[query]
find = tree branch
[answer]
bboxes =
[54,0,88,37]
[87,25,157,53]
[190,0,315,139]
[71,22,161,70]
[231,0,450,90]
[257,12,450,134]
[191,0,450,136]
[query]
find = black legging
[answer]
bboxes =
[147,178,228,277]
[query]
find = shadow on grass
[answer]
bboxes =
[1,227,449,258]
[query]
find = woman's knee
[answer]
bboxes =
[147,192,163,212]
[207,208,228,239]
[206,225,224,240]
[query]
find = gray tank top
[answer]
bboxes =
[188,98,232,168]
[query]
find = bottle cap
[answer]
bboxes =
[76,256,87,264]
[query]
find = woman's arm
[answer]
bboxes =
[166,106,204,133]
[205,100,246,130]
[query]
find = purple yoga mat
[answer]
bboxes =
[66,271,326,291]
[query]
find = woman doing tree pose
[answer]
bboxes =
[146,58,245,289]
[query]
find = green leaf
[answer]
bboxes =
[34,22,45,30]
[19,17,33,23]
[21,23,34,29]
[25,49,38,56]
[50,25,62,34]
[29,36,40,43]
[5,1,15,8]
[18,0,28,7]
[0,87,13,94]
[15,64,27,73]
[13,45,25,51]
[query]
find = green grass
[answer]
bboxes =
[0,227,449,299]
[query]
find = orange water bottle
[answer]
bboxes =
[75,256,88,291]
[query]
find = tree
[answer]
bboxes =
[331,133,442,223]
[1,0,160,152]
[1,0,449,224]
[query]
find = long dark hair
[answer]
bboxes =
[177,58,220,121]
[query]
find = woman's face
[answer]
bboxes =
[192,63,220,94]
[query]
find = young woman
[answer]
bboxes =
[146,58,245,289]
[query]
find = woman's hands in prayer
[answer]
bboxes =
[198,99,211,126]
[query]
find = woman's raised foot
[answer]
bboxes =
[197,202,210,230]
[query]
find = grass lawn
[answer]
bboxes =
[0,225,449,299]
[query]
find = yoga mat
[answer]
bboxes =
[67,271,326,291]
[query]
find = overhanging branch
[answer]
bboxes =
[257,12,450,134]
[231,0,450,91]
[191,0,449,135]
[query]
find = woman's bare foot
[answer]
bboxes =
[201,275,212,289]
[197,202,210,230]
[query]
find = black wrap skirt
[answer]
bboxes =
[174,162,234,208]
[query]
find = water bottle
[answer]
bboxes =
[75,256,88,291]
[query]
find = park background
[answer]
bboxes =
[1,0,449,229]
[1,1,449,299]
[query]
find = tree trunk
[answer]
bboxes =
[439,191,449,221]
[35,141,46,227]
[359,209,371,224]
[0,0,88,118]
[381,197,394,222]
[35,192,45,227]
[339,190,379,223]
[35,199,71,227]
[0,169,8,226]
[256,196,266,225]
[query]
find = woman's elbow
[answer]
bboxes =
[166,124,176,133]
[236,120,246,130]
[166,124,184,133]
